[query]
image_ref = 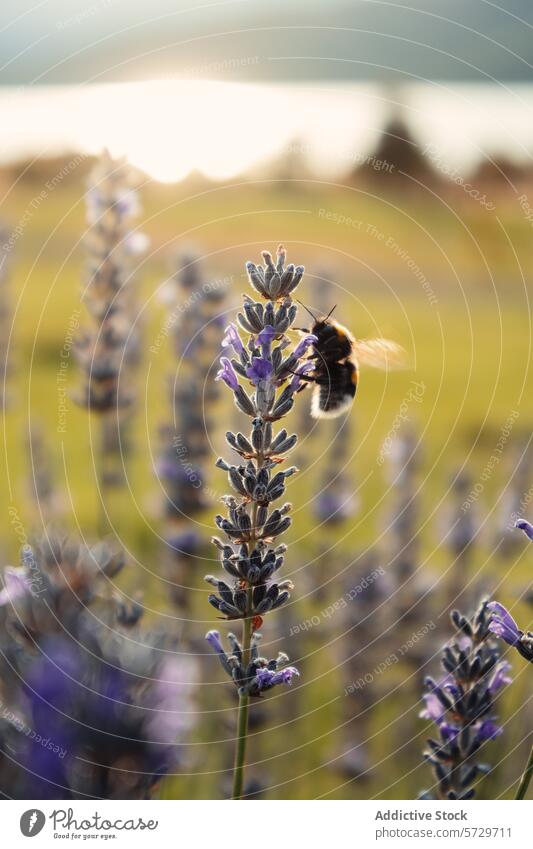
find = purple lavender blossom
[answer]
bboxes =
[420,687,447,724]
[489,661,512,694]
[255,666,299,690]
[206,630,299,697]
[222,323,245,355]
[206,629,226,658]
[476,719,503,741]
[245,357,274,385]
[216,357,239,390]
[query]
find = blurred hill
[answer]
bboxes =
[1,0,533,85]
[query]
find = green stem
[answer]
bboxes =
[515,743,533,800]
[231,462,262,800]
[232,603,253,800]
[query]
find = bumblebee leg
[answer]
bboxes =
[287,371,331,386]
[287,372,318,384]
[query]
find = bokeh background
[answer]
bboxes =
[0,0,532,800]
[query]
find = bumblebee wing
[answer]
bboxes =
[352,338,406,370]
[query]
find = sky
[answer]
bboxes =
[2,2,533,179]
[1,1,533,86]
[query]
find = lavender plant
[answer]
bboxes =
[205,245,314,798]
[338,551,391,780]
[158,252,226,612]
[384,429,435,652]
[75,151,146,525]
[420,600,512,799]
[314,418,358,526]
[443,470,480,609]
[488,518,533,799]
[493,443,532,557]
[27,426,62,521]
[0,535,196,799]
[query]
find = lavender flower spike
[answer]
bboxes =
[420,601,512,800]
[245,357,274,385]
[222,323,245,355]
[216,357,239,391]
[205,246,310,799]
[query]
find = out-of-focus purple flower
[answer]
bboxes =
[420,690,445,724]
[147,655,198,742]
[222,323,245,356]
[246,357,274,385]
[476,719,503,741]
[314,487,358,524]
[487,601,521,646]
[115,188,140,218]
[0,567,29,606]
[167,531,200,555]
[124,231,150,255]
[293,334,317,359]
[158,458,203,486]
[515,518,533,541]
[488,661,512,694]
[216,357,239,390]
[439,722,460,743]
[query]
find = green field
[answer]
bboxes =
[1,166,532,799]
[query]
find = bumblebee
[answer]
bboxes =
[296,303,405,419]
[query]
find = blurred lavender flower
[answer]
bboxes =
[158,250,227,612]
[382,428,436,648]
[27,426,63,520]
[0,536,124,642]
[384,428,422,581]
[75,151,146,509]
[313,417,358,526]
[441,469,481,610]
[420,601,512,800]
[205,245,308,798]
[493,442,533,556]
[0,535,197,799]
